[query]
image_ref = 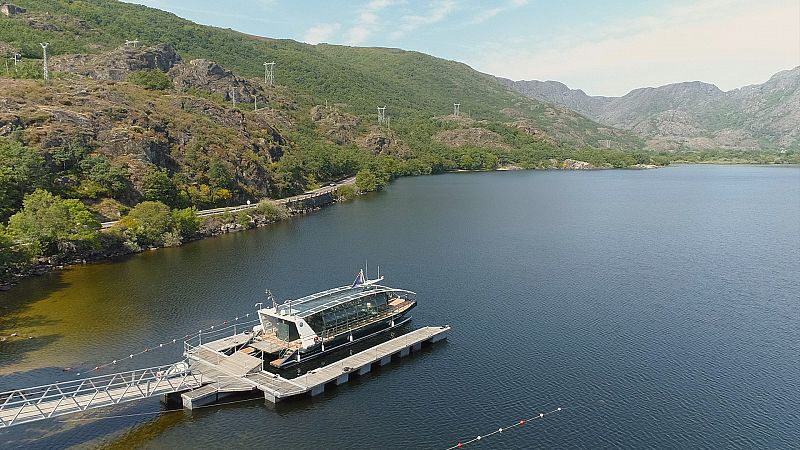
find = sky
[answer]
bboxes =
[127,0,800,96]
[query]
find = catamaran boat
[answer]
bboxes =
[251,270,417,369]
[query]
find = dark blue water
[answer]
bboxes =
[1,165,799,449]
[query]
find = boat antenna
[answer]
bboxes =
[377,265,380,280]
[266,289,276,308]
[365,259,368,280]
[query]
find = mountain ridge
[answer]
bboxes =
[501,67,800,150]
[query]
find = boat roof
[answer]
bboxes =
[270,284,415,319]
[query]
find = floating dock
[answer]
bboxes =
[181,325,449,407]
[0,326,449,428]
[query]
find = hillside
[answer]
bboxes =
[501,67,800,151]
[0,0,673,285]
[0,0,641,149]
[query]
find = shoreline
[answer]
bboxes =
[1,161,792,292]
[0,192,342,292]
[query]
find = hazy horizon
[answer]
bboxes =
[125,0,799,96]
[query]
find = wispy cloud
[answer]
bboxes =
[345,0,398,45]
[304,23,341,44]
[389,0,458,39]
[470,0,528,24]
[473,0,800,95]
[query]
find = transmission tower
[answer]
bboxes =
[11,53,21,68]
[40,42,49,81]
[263,61,275,86]
[230,86,237,106]
[377,106,386,125]
[453,103,460,117]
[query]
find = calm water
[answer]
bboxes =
[1,165,799,449]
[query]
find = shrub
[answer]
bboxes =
[255,200,289,222]
[128,69,173,90]
[236,212,254,229]
[335,184,356,201]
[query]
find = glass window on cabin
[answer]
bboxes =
[306,315,324,333]
[275,320,300,341]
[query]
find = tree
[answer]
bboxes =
[80,156,131,198]
[207,159,232,189]
[0,140,48,222]
[0,227,30,283]
[142,168,179,207]
[6,189,101,256]
[172,207,201,239]
[49,136,91,171]
[120,201,174,247]
[355,169,387,192]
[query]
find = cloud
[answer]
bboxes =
[470,0,529,25]
[390,0,458,39]
[304,23,341,44]
[472,0,800,96]
[345,0,398,45]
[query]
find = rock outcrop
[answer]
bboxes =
[169,58,264,104]
[51,44,181,81]
[310,105,360,144]
[359,128,409,157]
[1,3,25,16]
[433,127,509,149]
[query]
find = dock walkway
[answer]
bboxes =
[181,326,449,407]
[0,326,449,426]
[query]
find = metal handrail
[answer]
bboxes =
[0,361,203,428]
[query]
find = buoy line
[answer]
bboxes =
[445,407,564,449]
[57,396,262,423]
[62,312,260,378]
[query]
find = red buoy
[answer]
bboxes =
[457,442,462,448]
[520,419,526,426]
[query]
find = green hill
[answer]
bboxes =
[0,0,666,284]
[0,0,639,148]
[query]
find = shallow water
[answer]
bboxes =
[1,165,799,449]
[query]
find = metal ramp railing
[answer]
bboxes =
[0,361,203,428]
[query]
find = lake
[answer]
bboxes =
[1,165,799,449]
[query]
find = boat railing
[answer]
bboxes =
[182,318,261,349]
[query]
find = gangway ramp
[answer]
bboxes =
[0,361,203,428]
